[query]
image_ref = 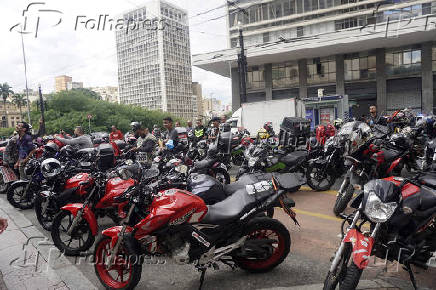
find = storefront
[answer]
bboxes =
[303,95,350,130]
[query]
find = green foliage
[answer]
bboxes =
[0,128,14,139]
[31,88,183,135]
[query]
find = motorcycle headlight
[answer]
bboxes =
[248,157,258,167]
[364,191,397,223]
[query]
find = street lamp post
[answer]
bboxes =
[38,84,45,135]
[237,22,247,105]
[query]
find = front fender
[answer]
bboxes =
[10,180,30,188]
[344,229,374,269]
[61,203,98,236]
[102,226,134,248]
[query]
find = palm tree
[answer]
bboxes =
[12,93,27,119]
[0,83,13,128]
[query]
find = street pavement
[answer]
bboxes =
[0,175,435,289]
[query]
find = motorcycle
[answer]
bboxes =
[237,142,312,192]
[0,145,18,194]
[51,162,159,256]
[191,144,231,184]
[333,122,415,216]
[324,174,436,290]
[93,170,302,290]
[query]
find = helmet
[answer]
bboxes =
[348,122,372,155]
[24,159,40,176]
[333,119,343,128]
[263,122,273,133]
[130,122,141,132]
[60,145,74,157]
[257,128,269,139]
[44,142,59,154]
[41,158,62,178]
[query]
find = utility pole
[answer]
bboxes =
[237,24,247,104]
[38,84,45,135]
[20,26,32,125]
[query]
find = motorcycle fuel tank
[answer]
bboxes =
[134,189,208,239]
[96,177,136,208]
[65,173,94,191]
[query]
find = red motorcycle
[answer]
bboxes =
[0,146,18,194]
[93,171,301,290]
[325,173,436,290]
[51,165,143,256]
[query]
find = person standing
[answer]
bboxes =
[15,122,35,179]
[194,118,206,142]
[55,126,93,149]
[207,117,220,142]
[186,120,193,134]
[162,117,179,151]
[367,105,378,126]
[4,134,18,170]
[109,125,124,141]
[129,123,157,163]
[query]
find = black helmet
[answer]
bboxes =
[130,122,141,132]
[44,142,59,154]
[263,122,273,133]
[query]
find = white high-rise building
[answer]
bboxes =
[116,0,193,119]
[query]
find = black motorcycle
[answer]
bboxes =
[324,174,436,290]
[190,144,231,184]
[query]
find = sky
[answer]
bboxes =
[0,0,231,104]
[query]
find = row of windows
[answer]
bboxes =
[246,46,431,90]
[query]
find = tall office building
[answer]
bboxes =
[192,82,203,117]
[55,75,72,92]
[116,0,193,119]
[194,0,436,124]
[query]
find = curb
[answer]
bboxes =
[0,197,97,290]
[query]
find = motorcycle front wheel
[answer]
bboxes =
[7,182,34,209]
[34,195,59,231]
[306,163,336,191]
[94,236,142,290]
[323,243,353,290]
[233,217,290,273]
[51,210,95,256]
[333,184,354,217]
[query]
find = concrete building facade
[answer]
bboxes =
[193,0,436,121]
[116,0,194,119]
[89,86,120,103]
[192,82,203,118]
[55,75,72,93]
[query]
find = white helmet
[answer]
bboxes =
[41,158,61,178]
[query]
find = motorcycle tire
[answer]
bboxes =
[94,236,142,290]
[212,168,231,185]
[233,217,290,273]
[51,210,95,256]
[306,164,336,191]
[7,182,34,209]
[323,243,352,290]
[34,195,59,231]
[338,263,363,290]
[333,184,354,217]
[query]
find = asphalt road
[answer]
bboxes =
[3,169,436,290]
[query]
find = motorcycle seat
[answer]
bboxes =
[224,173,274,195]
[279,151,307,166]
[202,182,274,225]
[194,158,215,170]
[419,173,436,188]
[418,186,436,211]
[382,149,401,162]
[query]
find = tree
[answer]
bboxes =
[0,83,13,128]
[12,93,27,118]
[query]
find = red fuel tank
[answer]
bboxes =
[95,177,135,209]
[134,189,208,239]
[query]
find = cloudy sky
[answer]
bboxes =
[0,0,231,103]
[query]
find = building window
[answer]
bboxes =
[297,26,304,37]
[344,52,376,81]
[247,65,265,90]
[263,32,270,43]
[272,62,299,88]
[386,47,421,76]
[307,57,336,85]
[432,46,436,72]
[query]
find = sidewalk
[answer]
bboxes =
[0,197,97,290]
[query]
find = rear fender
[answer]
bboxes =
[60,203,98,236]
[344,229,374,269]
[102,226,134,248]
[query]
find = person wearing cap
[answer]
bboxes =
[129,123,156,161]
[15,122,35,178]
[55,126,93,149]
[152,124,162,139]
